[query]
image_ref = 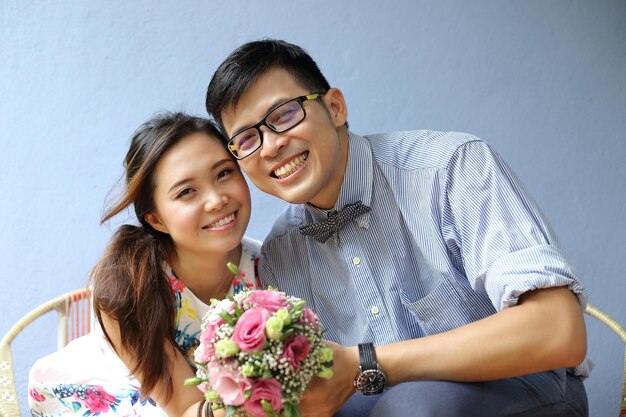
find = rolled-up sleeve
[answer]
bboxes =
[443,140,587,312]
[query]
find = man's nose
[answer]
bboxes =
[258,128,289,159]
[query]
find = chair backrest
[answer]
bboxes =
[584,303,626,417]
[0,288,91,417]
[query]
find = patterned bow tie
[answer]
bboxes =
[299,201,371,243]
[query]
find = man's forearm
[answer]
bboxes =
[376,286,586,385]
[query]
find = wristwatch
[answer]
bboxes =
[353,342,387,395]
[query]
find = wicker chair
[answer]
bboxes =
[0,288,91,417]
[584,304,626,416]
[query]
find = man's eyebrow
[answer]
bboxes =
[231,96,293,137]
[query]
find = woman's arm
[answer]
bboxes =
[100,312,215,417]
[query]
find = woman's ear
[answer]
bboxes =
[144,212,168,234]
[323,88,348,128]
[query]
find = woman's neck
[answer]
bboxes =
[169,244,242,304]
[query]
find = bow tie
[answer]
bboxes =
[299,201,371,243]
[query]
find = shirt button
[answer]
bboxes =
[352,256,361,265]
[371,306,380,315]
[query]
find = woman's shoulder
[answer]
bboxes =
[242,235,262,256]
[236,236,263,291]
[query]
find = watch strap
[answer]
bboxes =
[358,342,378,371]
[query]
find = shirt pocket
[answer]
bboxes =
[399,277,494,336]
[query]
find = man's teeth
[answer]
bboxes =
[208,213,235,228]
[274,153,308,179]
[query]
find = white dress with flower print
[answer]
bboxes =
[28,237,261,416]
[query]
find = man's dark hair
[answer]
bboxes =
[206,39,331,135]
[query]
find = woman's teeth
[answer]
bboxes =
[207,213,235,229]
[274,152,308,179]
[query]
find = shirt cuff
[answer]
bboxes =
[484,244,587,311]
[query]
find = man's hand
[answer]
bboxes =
[299,341,359,417]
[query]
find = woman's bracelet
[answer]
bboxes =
[197,400,206,417]
[197,399,214,417]
[205,401,214,417]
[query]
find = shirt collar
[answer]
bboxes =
[304,131,373,228]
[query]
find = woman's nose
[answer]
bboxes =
[204,191,228,212]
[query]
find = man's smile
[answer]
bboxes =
[272,151,309,179]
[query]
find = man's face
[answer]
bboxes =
[221,68,349,209]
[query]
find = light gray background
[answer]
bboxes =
[1,1,624,416]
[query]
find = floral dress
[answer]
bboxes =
[28,237,261,416]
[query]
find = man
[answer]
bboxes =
[205,39,591,416]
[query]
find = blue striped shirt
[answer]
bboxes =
[259,130,591,376]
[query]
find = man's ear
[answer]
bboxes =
[144,212,168,234]
[324,88,348,128]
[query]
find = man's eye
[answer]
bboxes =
[236,132,258,150]
[272,107,298,126]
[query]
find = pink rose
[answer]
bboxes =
[194,338,213,364]
[303,307,321,331]
[247,290,287,312]
[233,308,269,352]
[198,381,211,393]
[29,388,45,402]
[282,335,310,370]
[243,379,283,417]
[207,299,236,327]
[83,386,117,413]
[208,365,251,406]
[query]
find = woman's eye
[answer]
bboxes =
[176,188,195,199]
[217,168,233,180]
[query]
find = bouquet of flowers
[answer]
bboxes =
[186,263,334,417]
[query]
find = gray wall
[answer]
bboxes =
[1,1,624,416]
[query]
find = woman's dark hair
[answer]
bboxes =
[206,39,331,135]
[91,112,225,400]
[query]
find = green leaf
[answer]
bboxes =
[234,303,243,319]
[280,329,296,341]
[284,401,301,417]
[225,405,237,417]
[205,390,220,403]
[226,261,240,275]
[183,377,203,386]
[218,311,237,326]
[261,400,277,417]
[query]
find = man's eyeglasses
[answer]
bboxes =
[227,92,325,160]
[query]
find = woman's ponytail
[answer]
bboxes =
[92,224,177,399]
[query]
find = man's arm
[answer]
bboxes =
[299,286,586,417]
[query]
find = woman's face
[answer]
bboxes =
[145,132,251,257]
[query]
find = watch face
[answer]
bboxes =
[355,369,387,395]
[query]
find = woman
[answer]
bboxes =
[29,112,260,416]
